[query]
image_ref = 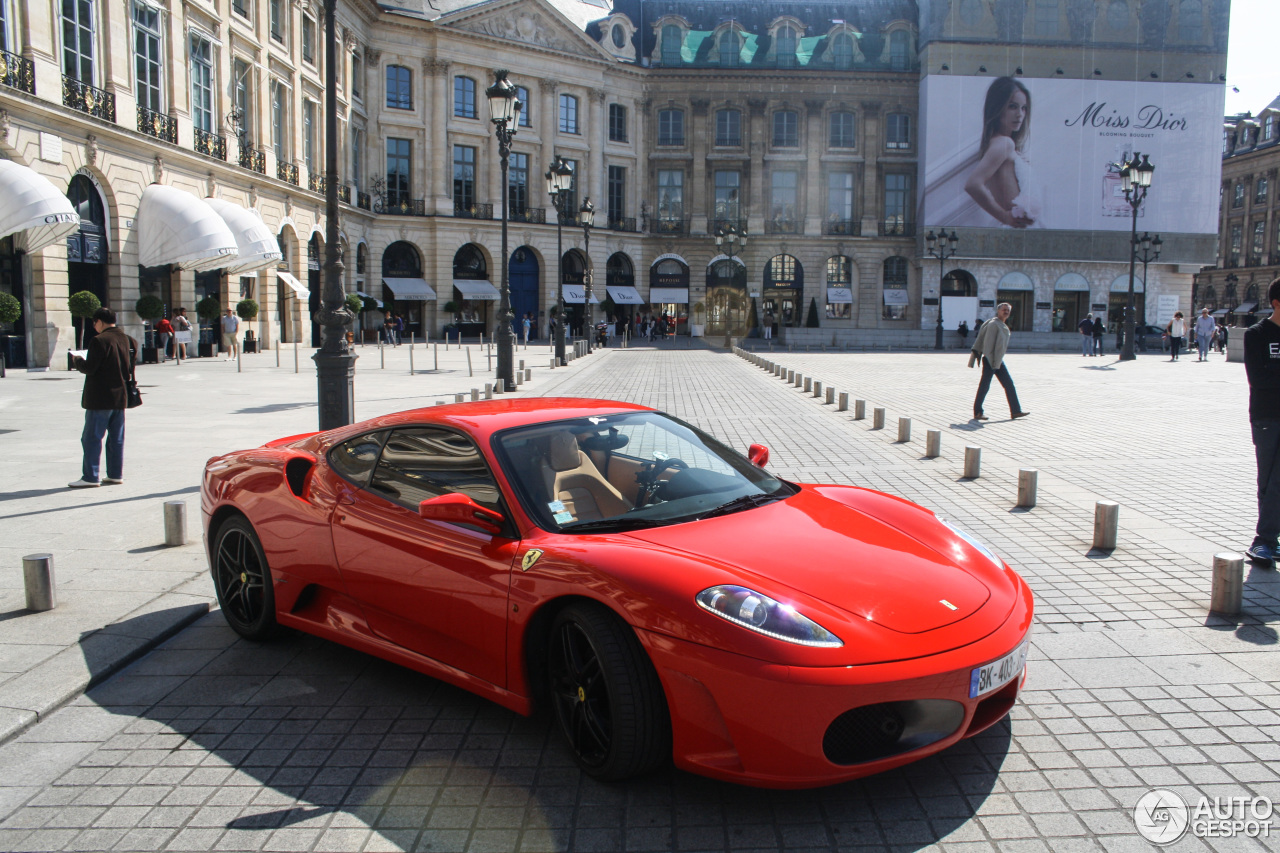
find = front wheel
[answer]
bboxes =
[547,603,671,781]
[212,516,280,641]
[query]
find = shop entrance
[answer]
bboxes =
[66,175,108,348]
[0,235,26,368]
[509,247,539,341]
[706,258,747,338]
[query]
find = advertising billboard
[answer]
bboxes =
[920,76,1224,235]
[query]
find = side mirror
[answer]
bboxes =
[747,443,770,468]
[419,493,505,535]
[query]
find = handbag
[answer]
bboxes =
[126,341,143,409]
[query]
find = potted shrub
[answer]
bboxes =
[443,300,459,336]
[195,296,220,357]
[237,298,259,352]
[135,294,165,363]
[690,301,706,337]
[344,294,364,343]
[68,290,101,350]
[0,291,19,377]
[806,297,821,328]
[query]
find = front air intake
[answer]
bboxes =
[823,699,965,765]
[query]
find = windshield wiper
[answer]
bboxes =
[560,516,679,533]
[695,492,786,520]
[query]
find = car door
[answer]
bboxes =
[330,425,520,688]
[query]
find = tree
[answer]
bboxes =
[344,293,365,315]
[236,299,259,321]
[0,291,20,326]
[134,295,165,322]
[68,290,102,349]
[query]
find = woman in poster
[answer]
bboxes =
[963,77,1042,228]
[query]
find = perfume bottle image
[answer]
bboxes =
[1101,143,1134,218]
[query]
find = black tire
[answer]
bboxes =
[212,516,280,641]
[547,602,671,781]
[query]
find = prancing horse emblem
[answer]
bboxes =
[521,549,544,572]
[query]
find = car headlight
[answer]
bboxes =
[696,585,843,647]
[936,517,1004,570]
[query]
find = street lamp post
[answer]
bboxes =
[925,229,959,351]
[313,0,357,430]
[714,224,746,345]
[486,70,522,390]
[1133,232,1162,328]
[1115,152,1155,361]
[580,198,595,352]
[545,156,572,366]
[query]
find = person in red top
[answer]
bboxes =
[154,315,174,362]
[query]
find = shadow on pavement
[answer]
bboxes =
[73,610,1009,852]
[0,486,199,521]
[233,401,318,415]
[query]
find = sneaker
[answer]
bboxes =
[1246,544,1274,563]
[102,477,124,485]
[68,478,100,488]
[1012,411,1031,419]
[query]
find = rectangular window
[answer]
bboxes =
[772,111,798,147]
[608,165,625,224]
[1,0,9,52]
[560,94,579,134]
[62,0,95,82]
[884,173,911,229]
[271,80,288,162]
[269,0,284,41]
[1234,183,1245,207]
[233,58,252,140]
[454,76,476,118]
[1229,224,1241,255]
[562,159,578,214]
[609,103,628,142]
[303,99,315,172]
[657,170,683,222]
[716,109,741,146]
[1257,176,1269,204]
[453,145,475,209]
[714,170,741,223]
[827,172,854,226]
[516,86,531,127]
[351,54,361,99]
[658,109,684,146]
[1034,0,1058,35]
[190,34,214,133]
[133,4,162,111]
[770,171,797,227]
[829,112,856,148]
[352,128,362,187]
[508,152,528,214]
[301,14,314,64]
[386,66,412,110]
[231,0,247,19]
[886,113,912,149]
[1253,220,1266,257]
[386,137,411,205]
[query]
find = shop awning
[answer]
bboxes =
[277,271,310,299]
[204,198,281,275]
[563,285,600,304]
[138,184,238,270]
[826,287,854,304]
[452,280,500,300]
[883,288,909,306]
[649,287,690,304]
[1233,302,1258,314]
[355,290,374,299]
[605,286,644,305]
[383,278,437,300]
[1212,308,1230,317]
[0,160,80,253]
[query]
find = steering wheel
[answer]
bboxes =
[634,457,688,508]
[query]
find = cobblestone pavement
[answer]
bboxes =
[1,346,1278,852]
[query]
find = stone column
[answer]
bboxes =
[860,101,881,237]
[855,251,882,330]
[425,59,450,213]
[26,243,71,369]
[590,89,607,212]
[541,80,560,221]
[804,100,825,236]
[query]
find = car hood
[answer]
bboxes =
[624,485,992,634]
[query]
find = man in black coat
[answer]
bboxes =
[68,307,137,488]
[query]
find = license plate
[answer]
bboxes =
[969,640,1028,698]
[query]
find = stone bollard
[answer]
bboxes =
[471,388,479,402]
[803,377,812,393]
[519,359,525,370]
[525,368,532,382]
[1210,552,1245,614]
[925,429,941,458]
[854,399,866,420]
[1017,469,1038,508]
[550,357,557,369]
[897,417,911,443]
[838,392,849,412]
[872,407,885,429]
[163,501,187,546]
[813,381,823,398]
[963,446,982,478]
[485,383,494,400]
[454,393,465,403]
[496,378,506,394]
[23,554,56,611]
[825,387,835,405]
[787,369,795,383]
[1093,501,1119,550]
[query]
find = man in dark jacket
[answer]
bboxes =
[1245,278,1280,564]
[69,307,137,488]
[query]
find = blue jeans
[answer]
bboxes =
[1081,334,1092,355]
[1197,334,1212,358]
[82,408,125,482]
[974,358,1022,417]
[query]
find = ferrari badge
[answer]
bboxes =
[521,549,544,572]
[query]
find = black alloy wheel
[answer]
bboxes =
[547,603,671,781]
[212,516,279,640]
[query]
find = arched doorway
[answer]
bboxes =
[762,254,802,332]
[1109,273,1146,331]
[1052,272,1091,332]
[307,233,323,346]
[605,253,639,336]
[66,175,108,346]
[941,268,978,331]
[451,244,496,338]
[509,246,539,341]
[648,256,690,336]
[707,257,747,337]
[561,249,589,336]
[382,240,424,341]
[996,271,1034,331]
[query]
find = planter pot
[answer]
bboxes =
[198,342,214,359]
[690,324,705,337]
[141,346,160,365]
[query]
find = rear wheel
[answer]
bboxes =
[212,516,279,641]
[547,603,671,781]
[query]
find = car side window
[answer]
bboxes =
[368,427,503,513]
[328,431,387,487]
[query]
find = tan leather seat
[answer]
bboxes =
[544,431,630,522]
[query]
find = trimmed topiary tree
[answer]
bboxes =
[134,295,165,322]
[806,297,820,328]
[236,298,259,320]
[68,290,102,348]
[0,291,21,326]
[344,293,365,315]
[195,296,220,323]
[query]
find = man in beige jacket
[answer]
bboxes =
[968,302,1029,421]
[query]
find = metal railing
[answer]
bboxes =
[509,206,546,224]
[453,202,493,220]
[137,105,177,143]
[278,162,299,185]
[239,146,266,174]
[384,195,427,216]
[357,191,371,210]
[62,76,115,123]
[308,172,325,194]
[652,216,689,235]
[193,128,226,160]
[879,220,915,237]
[608,217,638,233]
[710,217,748,235]
[765,218,799,234]
[823,218,861,236]
[0,48,35,94]
[338,185,351,204]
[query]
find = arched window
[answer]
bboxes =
[453,244,486,279]
[611,24,626,48]
[1200,286,1217,311]
[831,33,853,68]
[1178,0,1202,42]
[607,253,634,287]
[889,30,911,70]
[661,24,682,64]
[356,243,367,275]
[719,30,740,66]
[827,256,852,285]
[67,175,105,229]
[561,250,584,284]
[775,24,797,67]
[765,254,801,288]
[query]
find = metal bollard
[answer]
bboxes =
[926,429,941,458]
[1093,501,1119,550]
[838,392,849,412]
[163,501,187,546]
[963,446,982,479]
[854,399,866,420]
[813,381,823,398]
[23,553,56,611]
[897,417,911,443]
[1017,469,1038,508]
[872,407,885,429]
[466,347,472,376]
[803,377,812,393]
[380,343,384,370]
[470,388,479,402]
[435,344,439,371]
[409,345,414,374]
[1210,552,1245,614]
[294,340,299,374]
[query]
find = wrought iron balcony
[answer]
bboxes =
[453,202,493,220]
[193,128,226,160]
[62,76,115,123]
[879,219,915,237]
[338,185,351,204]
[608,217,638,233]
[652,216,689,235]
[823,218,861,236]
[765,218,800,235]
[710,217,748,235]
[278,162,299,185]
[357,191,372,211]
[384,195,427,216]
[509,206,546,224]
[0,48,35,94]
[239,146,266,174]
[137,106,177,143]
[307,171,325,194]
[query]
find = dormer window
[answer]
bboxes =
[612,24,626,48]
[662,25,682,64]
[720,30,740,66]
[775,25,797,67]
[831,32,854,68]
[889,31,911,70]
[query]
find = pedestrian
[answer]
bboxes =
[1194,307,1216,361]
[172,307,191,359]
[968,302,1029,421]
[1243,278,1280,565]
[1078,313,1094,356]
[394,313,404,346]
[1115,322,1123,353]
[522,313,531,344]
[1092,315,1104,354]
[763,310,774,340]
[68,307,136,488]
[957,320,969,345]
[1218,322,1229,353]
[153,314,174,362]
[221,308,239,360]
[1165,311,1185,361]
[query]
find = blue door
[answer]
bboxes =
[509,247,539,340]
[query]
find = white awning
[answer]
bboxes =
[826,287,854,304]
[137,184,238,270]
[204,198,281,275]
[563,285,600,304]
[277,271,310,299]
[384,277,437,300]
[883,288,909,306]
[649,287,689,304]
[605,286,644,305]
[452,280,500,300]
[0,160,80,253]
[707,253,746,269]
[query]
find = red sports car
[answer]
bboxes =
[202,398,1032,789]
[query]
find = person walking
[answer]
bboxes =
[221,308,239,360]
[1194,307,1216,361]
[153,314,174,362]
[1077,313,1094,356]
[1218,322,1229,354]
[763,310,774,341]
[522,313,531,344]
[1166,311,1186,361]
[1244,278,1280,565]
[1092,315,1105,355]
[68,307,136,488]
[172,307,192,359]
[393,313,404,346]
[969,302,1029,421]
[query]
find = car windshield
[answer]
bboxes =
[493,410,794,533]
